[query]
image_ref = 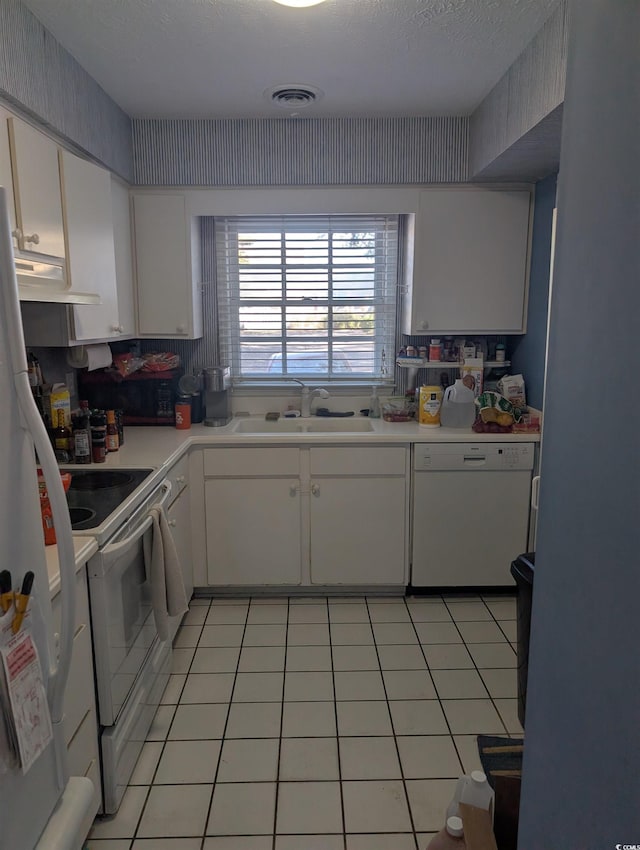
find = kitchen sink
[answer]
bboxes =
[233,417,374,434]
[305,419,374,432]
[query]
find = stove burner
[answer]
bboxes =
[69,506,97,525]
[69,471,136,491]
[64,468,154,530]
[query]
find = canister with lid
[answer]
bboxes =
[419,385,443,427]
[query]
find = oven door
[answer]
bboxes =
[88,480,172,726]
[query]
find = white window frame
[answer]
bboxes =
[215,214,398,386]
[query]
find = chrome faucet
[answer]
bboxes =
[291,379,330,418]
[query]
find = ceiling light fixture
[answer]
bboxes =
[272,0,327,7]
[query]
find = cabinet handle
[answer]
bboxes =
[177,324,187,334]
[289,484,299,497]
[23,232,40,245]
[418,319,429,331]
[168,519,177,527]
[111,324,124,333]
[311,484,320,497]
[176,475,185,484]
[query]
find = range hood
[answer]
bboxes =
[16,255,100,305]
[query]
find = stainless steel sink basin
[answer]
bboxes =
[233,417,374,434]
[233,419,306,434]
[305,419,374,432]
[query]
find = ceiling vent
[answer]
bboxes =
[265,84,323,109]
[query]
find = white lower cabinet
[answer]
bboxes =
[205,478,303,586]
[51,567,101,819]
[204,445,408,588]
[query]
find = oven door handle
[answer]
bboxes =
[101,481,172,557]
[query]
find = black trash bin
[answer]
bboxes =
[510,552,535,728]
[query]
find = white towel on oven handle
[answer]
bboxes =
[146,506,188,641]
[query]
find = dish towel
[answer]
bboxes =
[147,506,188,641]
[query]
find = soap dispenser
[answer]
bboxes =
[369,386,381,419]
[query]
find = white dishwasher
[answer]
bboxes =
[411,442,534,588]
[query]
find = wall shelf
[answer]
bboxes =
[396,359,511,370]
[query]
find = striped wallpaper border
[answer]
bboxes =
[132,116,469,186]
[0,0,132,179]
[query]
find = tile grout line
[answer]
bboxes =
[197,598,250,847]
[367,595,420,850]
[327,598,350,850]
[271,596,291,850]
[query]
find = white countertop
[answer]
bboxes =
[107,417,540,466]
[45,535,99,597]
[57,416,540,562]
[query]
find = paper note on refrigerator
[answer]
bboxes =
[0,624,52,774]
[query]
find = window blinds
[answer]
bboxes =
[215,214,399,383]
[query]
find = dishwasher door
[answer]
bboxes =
[411,443,534,588]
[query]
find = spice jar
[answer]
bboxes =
[90,412,107,463]
[175,394,192,430]
[429,339,442,361]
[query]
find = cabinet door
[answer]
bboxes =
[310,477,407,585]
[205,478,302,585]
[60,150,120,340]
[110,178,136,337]
[407,188,531,334]
[133,194,199,337]
[8,117,65,257]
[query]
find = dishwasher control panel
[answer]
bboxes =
[413,442,534,471]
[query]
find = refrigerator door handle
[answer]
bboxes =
[14,371,76,726]
[531,475,541,510]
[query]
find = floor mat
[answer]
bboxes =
[477,735,524,788]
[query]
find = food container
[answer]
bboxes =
[382,400,414,423]
[418,385,443,427]
[37,470,72,545]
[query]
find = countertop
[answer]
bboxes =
[102,417,541,467]
[59,416,540,552]
[46,535,99,597]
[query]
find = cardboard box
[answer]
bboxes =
[46,383,71,427]
[459,802,499,850]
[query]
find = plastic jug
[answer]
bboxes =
[446,770,495,822]
[440,379,476,428]
[426,816,466,849]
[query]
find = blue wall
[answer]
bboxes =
[518,1,640,845]
[511,171,557,409]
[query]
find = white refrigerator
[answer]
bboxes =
[0,186,96,850]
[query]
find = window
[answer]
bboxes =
[215,214,398,384]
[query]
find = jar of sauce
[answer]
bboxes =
[175,394,192,430]
[90,412,107,463]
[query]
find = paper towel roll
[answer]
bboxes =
[66,343,112,371]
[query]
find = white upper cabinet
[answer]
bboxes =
[110,177,136,338]
[59,150,120,341]
[132,193,203,338]
[7,116,65,258]
[404,188,532,335]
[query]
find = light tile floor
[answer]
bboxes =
[88,593,521,850]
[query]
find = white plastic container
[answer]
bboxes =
[427,816,466,849]
[446,770,495,822]
[440,379,476,428]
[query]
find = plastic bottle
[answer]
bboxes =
[175,393,192,429]
[369,386,381,419]
[440,379,477,429]
[447,771,495,822]
[427,816,466,849]
[106,409,120,451]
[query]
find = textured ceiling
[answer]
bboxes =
[22,0,560,119]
